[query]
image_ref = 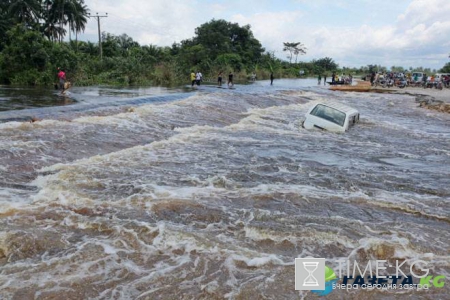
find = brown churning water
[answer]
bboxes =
[0,81,449,299]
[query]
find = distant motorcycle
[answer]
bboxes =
[423,81,432,89]
[384,78,394,88]
[434,81,443,90]
[424,81,442,90]
[372,78,385,87]
[412,81,423,87]
[443,77,450,88]
[396,79,407,89]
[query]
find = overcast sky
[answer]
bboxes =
[80,0,450,70]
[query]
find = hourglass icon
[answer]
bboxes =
[303,261,319,286]
[295,258,325,290]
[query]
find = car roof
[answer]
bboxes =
[314,101,359,115]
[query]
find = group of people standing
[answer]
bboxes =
[190,71,276,88]
[330,72,352,84]
[317,73,353,85]
[317,74,328,85]
[217,71,234,87]
[190,71,203,87]
[191,71,235,88]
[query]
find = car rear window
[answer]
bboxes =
[310,104,346,127]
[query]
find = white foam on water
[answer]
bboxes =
[0,121,24,130]
[0,140,47,150]
[0,188,34,213]
[1,85,449,298]
[227,104,308,134]
[365,189,449,220]
[0,119,68,131]
[31,171,97,207]
[345,235,450,270]
[228,253,288,268]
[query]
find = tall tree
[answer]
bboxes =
[7,0,41,25]
[440,62,450,73]
[0,2,13,46]
[79,40,98,56]
[314,57,338,72]
[44,0,89,43]
[67,0,89,49]
[283,42,306,64]
[293,43,306,64]
[182,19,264,69]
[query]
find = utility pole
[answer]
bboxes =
[89,12,108,60]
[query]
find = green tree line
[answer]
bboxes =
[0,1,448,87]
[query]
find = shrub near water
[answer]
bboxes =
[0,25,79,85]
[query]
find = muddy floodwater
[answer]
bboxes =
[0,80,449,299]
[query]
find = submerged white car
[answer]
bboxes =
[302,102,360,132]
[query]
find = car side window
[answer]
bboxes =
[310,105,346,127]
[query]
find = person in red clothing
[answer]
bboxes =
[57,67,66,94]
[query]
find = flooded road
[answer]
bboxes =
[0,80,449,299]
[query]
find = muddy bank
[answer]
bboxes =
[416,95,450,113]
[329,80,372,92]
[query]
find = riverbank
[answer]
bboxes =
[330,80,450,113]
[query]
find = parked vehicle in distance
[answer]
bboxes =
[302,101,360,133]
[411,72,424,83]
[435,73,450,82]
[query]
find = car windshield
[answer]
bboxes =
[310,104,346,126]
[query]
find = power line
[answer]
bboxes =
[99,13,176,44]
[88,12,108,60]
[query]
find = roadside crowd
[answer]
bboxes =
[370,72,450,87]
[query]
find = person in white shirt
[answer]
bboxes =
[196,71,202,86]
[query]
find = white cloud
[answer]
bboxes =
[229,0,450,68]
[83,0,202,45]
[79,0,450,69]
[231,11,304,55]
[397,0,450,28]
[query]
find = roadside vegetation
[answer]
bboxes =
[0,1,447,87]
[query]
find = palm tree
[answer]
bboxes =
[0,4,12,47]
[64,0,77,40]
[315,57,337,73]
[0,3,12,32]
[70,1,89,50]
[44,0,64,41]
[42,21,66,41]
[293,43,306,64]
[79,41,98,56]
[7,0,42,25]
[45,0,88,43]
[283,42,306,64]
[117,34,139,56]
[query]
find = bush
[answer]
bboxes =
[440,62,450,73]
